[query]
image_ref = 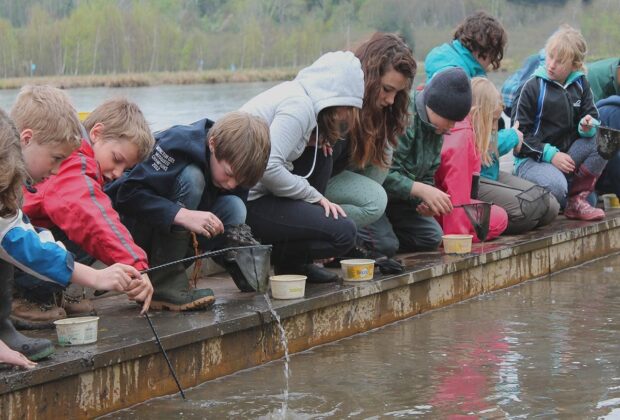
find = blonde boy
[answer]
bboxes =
[16,98,155,328]
[0,98,150,365]
[512,25,603,221]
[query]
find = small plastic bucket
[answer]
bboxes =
[442,234,473,254]
[602,193,620,210]
[340,259,375,281]
[270,275,306,299]
[54,316,100,346]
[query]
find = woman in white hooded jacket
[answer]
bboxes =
[241,51,364,283]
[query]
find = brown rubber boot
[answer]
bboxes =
[62,295,97,317]
[10,297,67,330]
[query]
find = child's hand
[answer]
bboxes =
[551,152,576,173]
[0,340,37,369]
[174,208,224,238]
[126,273,153,314]
[411,183,452,215]
[416,202,435,216]
[316,197,347,219]
[579,115,600,132]
[512,121,524,154]
[94,263,139,292]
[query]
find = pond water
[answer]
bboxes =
[103,254,620,419]
[0,72,510,132]
[0,81,279,132]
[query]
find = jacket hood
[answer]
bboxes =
[597,95,620,108]
[425,40,486,80]
[295,51,364,115]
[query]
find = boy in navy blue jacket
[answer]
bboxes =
[112,111,270,311]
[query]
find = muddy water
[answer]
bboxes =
[103,254,620,419]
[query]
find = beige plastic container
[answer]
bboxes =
[54,316,100,346]
[602,193,620,210]
[442,234,473,254]
[270,275,306,299]
[340,259,375,281]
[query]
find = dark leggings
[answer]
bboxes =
[246,147,356,268]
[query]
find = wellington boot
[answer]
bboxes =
[149,229,215,311]
[564,166,605,221]
[0,262,55,360]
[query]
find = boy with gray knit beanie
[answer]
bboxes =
[359,68,472,256]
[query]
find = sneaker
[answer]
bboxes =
[344,246,404,275]
[10,298,67,330]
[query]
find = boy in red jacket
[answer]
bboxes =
[15,98,155,329]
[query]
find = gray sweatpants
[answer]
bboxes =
[479,171,560,235]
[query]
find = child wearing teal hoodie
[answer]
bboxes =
[512,25,603,221]
[424,11,506,81]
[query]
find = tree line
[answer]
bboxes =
[0,0,617,78]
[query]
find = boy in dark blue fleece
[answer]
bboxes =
[512,25,603,221]
[113,111,270,311]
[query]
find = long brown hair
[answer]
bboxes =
[0,108,27,217]
[353,32,416,169]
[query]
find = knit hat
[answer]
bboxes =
[424,67,472,121]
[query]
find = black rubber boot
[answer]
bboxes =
[275,263,340,284]
[0,261,55,361]
[148,229,215,311]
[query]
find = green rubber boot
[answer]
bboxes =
[0,262,55,361]
[148,229,215,311]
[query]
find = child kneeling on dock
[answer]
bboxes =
[0,93,151,367]
[112,111,270,311]
[16,97,155,328]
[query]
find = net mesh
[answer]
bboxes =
[460,202,492,242]
[516,185,551,224]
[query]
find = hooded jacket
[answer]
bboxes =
[586,57,620,103]
[23,139,149,271]
[384,90,443,207]
[424,40,487,80]
[597,95,620,129]
[434,117,508,242]
[0,210,74,286]
[512,66,598,165]
[112,118,247,233]
[241,51,364,203]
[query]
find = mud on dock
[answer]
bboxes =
[2,212,620,419]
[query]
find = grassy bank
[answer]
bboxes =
[0,67,302,90]
[0,61,525,90]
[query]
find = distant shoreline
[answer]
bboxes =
[0,68,302,90]
[0,61,522,90]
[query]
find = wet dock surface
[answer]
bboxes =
[1,212,620,418]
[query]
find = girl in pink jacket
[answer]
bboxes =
[435,77,508,242]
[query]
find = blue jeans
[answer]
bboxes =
[516,137,606,208]
[597,150,620,197]
[126,164,247,253]
[384,201,443,252]
[170,164,246,250]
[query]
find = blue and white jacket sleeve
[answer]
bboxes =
[0,210,74,286]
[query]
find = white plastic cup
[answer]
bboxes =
[270,275,306,299]
[54,316,100,346]
[442,234,473,254]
